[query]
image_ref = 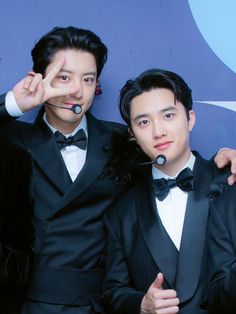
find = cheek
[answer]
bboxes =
[132,130,149,147]
[48,96,64,104]
[131,127,142,143]
[84,92,95,107]
[173,120,189,137]
[84,87,96,100]
[175,126,190,148]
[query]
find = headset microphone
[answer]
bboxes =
[71,104,82,114]
[45,101,82,114]
[135,154,167,166]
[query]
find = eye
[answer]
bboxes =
[84,77,96,85]
[164,112,174,120]
[138,119,150,127]
[58,75,70,82]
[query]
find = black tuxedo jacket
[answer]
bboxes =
[208,185,236,314]
[103,153,226,314]
[0,94,126,314]
[0,142,34,314]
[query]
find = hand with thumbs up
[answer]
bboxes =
[140,273,179,314]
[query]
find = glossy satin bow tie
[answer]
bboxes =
[54,129,87,150]
[153,167,194,201]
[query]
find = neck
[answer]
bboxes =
[45,114,82,135]
[155,151,192,177]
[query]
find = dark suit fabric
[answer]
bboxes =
[102,153,223,314]
[0,143,34,314]
[208,186,236,314]
[0,94,126,314]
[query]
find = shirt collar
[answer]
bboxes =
[43,113,88,138]
[152,152,196,180]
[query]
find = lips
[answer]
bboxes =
[63,102,80,108]
[155,141,172,151]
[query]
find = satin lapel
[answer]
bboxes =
[21,109,72,194]
[48,113,113,218]
[137,173,178,287]
[175,153,214,301]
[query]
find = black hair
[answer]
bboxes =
[119,68,192,126]
[31,26,108,77]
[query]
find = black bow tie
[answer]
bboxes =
[153,167,194,201]
[54,129,87,150]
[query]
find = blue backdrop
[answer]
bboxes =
[0,0,236,158]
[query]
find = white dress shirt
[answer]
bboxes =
[44,115,88,182]
[5,90,88,181]
[152,153,195,250]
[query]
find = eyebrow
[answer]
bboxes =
[59,69,97,76]
[132,105,177,122]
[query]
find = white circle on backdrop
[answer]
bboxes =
[188,0,236,74]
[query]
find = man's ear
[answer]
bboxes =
[188,110,196,131]
[128,127,136,142]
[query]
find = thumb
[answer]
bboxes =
[153,272,163,290]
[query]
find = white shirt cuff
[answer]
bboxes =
[217,147,228,154]
[5,91,24,117]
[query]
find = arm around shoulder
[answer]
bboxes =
[213,148,236,185]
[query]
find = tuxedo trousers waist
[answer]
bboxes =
[27,265,104,305]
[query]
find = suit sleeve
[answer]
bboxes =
[208,154,230,197]
[0,148,35,285]
[0,93,17,127]
[208,193,236,314]
[102,211,144,314]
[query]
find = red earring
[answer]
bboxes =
[95,80,102,95]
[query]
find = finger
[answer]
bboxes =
[228,174,236,186]
[230,160,236,175]
[153,289,177,300]
[215,149,236,171]
[157,305,179,314]
[27,71,37,77]
[48,86,79,99]
[160,297,179,306]
[153,273,164,290]
[31,80,45,104]
[214,154,228,169]
[28,73,43,93]
[44,57,66,83]
[23,73,42,91]
[23,72,37,89]
[152,297,179,313]
[23,75,35,89]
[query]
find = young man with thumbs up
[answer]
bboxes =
[102,69,232,314]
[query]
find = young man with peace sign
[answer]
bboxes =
[0,26,125,314]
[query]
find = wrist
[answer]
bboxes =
[5,91,24,117]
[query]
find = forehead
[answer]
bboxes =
[47,49,97,74]
[130,88,175,112]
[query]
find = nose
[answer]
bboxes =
[69,79,82,98]
[152,121,166,139]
